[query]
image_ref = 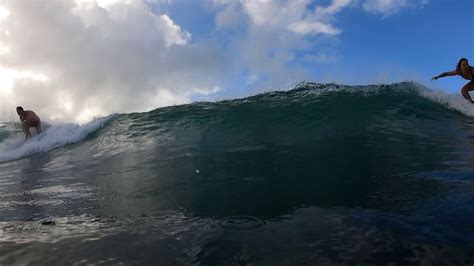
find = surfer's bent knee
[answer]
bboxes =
[461,82,474,92]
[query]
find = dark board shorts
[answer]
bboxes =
[30,120,40,127]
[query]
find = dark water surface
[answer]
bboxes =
[1,82,473,265]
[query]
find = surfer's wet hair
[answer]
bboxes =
[16,106,23,111]
[456,58,469,70]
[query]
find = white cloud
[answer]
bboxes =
[0,6,10,20]
[0,0,431,123]
[210,0,352,89]
[362,0,429,17]
[155,14,191,47]
[0,0,226,123]
[303,53,339,63]
[240,0,349,37]
[316,0,352,15]
[212,0,351,36]
[152,88,190,108]
[214,2,242,30]
[288,21,341,36]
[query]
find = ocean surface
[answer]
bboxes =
[0,82,473,265]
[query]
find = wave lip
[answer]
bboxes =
[0,116,113,163]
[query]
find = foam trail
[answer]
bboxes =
[0,116,113,163]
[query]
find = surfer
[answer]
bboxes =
[432,58,474,102]
[16,106,42,141]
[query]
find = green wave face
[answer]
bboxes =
[53,82,470,216]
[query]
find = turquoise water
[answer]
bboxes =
[0,82,473,265]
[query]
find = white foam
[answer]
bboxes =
[0,116,113,163]
[340,81,474,117]
[417,85,474,117]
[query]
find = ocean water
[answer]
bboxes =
[0,82,473,265]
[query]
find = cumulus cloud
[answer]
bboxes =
[0,0,227,123]
[240,0,348,36]
[362,0,429,17]
[214,2,244,30]
[211,0,352,89]
[303,53,339,63]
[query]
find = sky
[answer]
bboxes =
[0,0,472,123]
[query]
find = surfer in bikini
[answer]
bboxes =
[432,58,474,102]
[16,106,42,141]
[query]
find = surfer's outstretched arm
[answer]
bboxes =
[432,70,459,80]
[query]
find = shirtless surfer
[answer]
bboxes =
[432,58,474,102]
[16,106,42,141]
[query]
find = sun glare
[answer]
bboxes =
[0,6,10,20]
[0,45,10,55]
[0,69,14,95]
[0,68,49,95]
[96,0,133,9]
[77,108,100,124]
[61,101,74,112]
